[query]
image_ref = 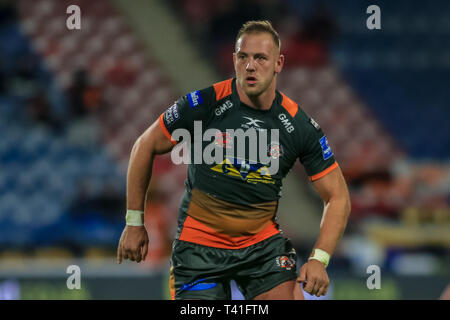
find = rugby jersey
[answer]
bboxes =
[159,78,338,249]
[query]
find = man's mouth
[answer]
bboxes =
[245,76,257,85]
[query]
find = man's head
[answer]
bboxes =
[233,20,284,98]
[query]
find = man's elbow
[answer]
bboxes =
[329,189,351,220]
[339,183,351,218]
[333,192,351,237]
[343,192,351,220]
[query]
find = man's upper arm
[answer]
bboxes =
[311,166,350,205]
[139,86,214,155]
[159,87,216,142]
[138,117,174,155]
[295,110,337,182]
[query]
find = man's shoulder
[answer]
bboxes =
[183,78,233,108]
[277,90,320,132]
[278,91,299,119]
[212,78,233,102]
[278,91,312,122]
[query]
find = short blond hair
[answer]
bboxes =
[236,20,281,51]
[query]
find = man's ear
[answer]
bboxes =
[276,54,285,73]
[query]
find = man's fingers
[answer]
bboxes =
[135,254,142,263]
[316,282,327,297]
[315,279,330,297]
[117,229,149,264]
[322,280,330,296]
[311,280,320,296]
[123,251,129,261]
[129,251,137,262]
[122,247,146,263]
[117,244,123,264]
[303,278,315,294]
[319,284,329,297]
[141,242,149,262]
[135,247,143,263]
[315,287,324,297]
[133,248,142,262]
[297,265,307,283]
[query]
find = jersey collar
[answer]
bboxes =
[231,78,281,114]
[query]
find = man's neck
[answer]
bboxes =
[236,79,277,111]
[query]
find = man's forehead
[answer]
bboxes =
[235,33,278,54]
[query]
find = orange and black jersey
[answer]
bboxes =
[159,78,338,249]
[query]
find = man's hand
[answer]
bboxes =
[117,225,149,264]
[297,259,330,297]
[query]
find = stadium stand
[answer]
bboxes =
[326,0,450,160]
[0,0,182,263]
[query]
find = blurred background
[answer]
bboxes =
[0,0,449,300]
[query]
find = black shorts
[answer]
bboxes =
[169,234,298,300]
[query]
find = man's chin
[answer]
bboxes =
[243,85,263,97]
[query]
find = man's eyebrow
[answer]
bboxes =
[236,51,268,57]
[254,53,269,58]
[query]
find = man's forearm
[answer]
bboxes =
[312,197,350,257]
[126,137,155,212]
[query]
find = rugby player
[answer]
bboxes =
[117,20,351,300]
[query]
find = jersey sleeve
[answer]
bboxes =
[159,86,216,144]
[296,113,338,181]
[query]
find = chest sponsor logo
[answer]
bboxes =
[210,157,275,184]
[319,135,333,160]
[215,100,233,116]
[278,114,295,133]
[187,90,202,108]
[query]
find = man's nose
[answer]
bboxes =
[246,58,256,71]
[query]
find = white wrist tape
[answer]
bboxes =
[308,248,330,267]
[126,210,144,226]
